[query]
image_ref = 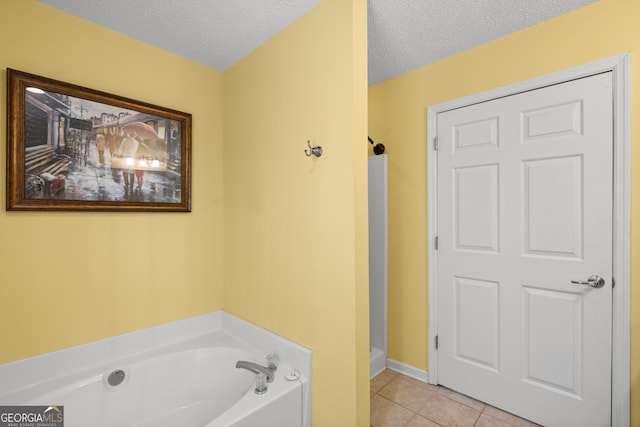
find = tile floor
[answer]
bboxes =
[370,369,541,427]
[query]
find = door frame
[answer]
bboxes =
[426,54,630,426]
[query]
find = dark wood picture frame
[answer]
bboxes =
[6,69,192,212]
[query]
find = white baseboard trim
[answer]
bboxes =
[386,358,429,383]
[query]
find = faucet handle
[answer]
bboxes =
[266,353,280,370]
[255,372,268,394]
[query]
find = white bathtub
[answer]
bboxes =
[0,312,311,427]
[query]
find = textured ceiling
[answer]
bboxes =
[37,0,598,86]
[367,0,598,85]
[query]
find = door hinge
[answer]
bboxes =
[434,236,438,250]
[435,335,439,350]
[434,136,439,151]
[612,276,616,289]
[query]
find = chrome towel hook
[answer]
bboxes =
[304,140,323,157]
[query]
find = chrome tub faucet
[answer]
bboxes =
[235,361,274,383]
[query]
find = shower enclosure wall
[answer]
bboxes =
[369,154,387,377]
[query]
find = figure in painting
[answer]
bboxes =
[95,130,106,164]
[114,130,139,196]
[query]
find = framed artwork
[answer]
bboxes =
[6,69,192,212]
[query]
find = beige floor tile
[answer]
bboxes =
[435,387,486,412]
[404,413,443,427]
[394,374,440,393]
[483,406,540,427]
[371,394,415,427]
[371,369,398,394]
[379,376,436,412]
[372,370,544,427]
[418,394,481,427]
[475,413,516,427]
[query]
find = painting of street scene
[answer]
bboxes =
[7,69,191,211]
[25,90,183,202]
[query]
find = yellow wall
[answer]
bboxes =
[369,0,639,422]
[223,0,369,425]
[1,0,369,426]
[0,1,225,362]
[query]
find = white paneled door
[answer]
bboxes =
[436,72,613,427]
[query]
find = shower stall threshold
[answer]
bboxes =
[370,346,385,378]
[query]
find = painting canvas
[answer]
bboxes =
[6,69,192,211]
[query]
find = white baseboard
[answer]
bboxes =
[386,358,429,384]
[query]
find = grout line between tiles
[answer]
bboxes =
[371,369,530,427]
